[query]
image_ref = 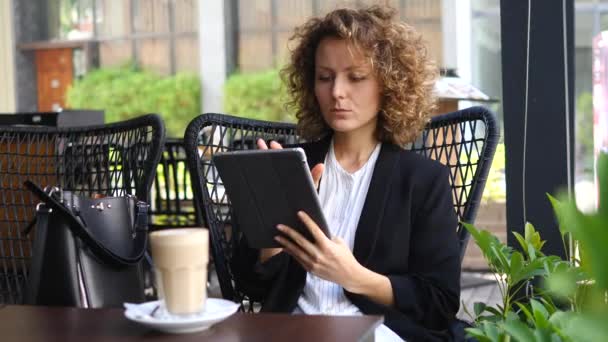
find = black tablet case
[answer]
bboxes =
[213,148,329,248]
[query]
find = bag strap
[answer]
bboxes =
[24,180,147,266]
[24,204,50,305]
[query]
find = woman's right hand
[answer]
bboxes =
[256,138,324,263]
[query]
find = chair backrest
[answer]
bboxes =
[184,106,499,307]
[0,114,165,304]
[149,138,200,230]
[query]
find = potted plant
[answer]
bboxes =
[463,152,608,341]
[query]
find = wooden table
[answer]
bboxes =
[0,305,383,341]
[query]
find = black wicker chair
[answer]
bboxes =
[0,114,165,304]
[149,138,200,230]
[183,106,499,310]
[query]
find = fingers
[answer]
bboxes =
[256,139,283,150]
[297,211,328,246]
[256,139,269,149]
[274,234,314,270]
[276,223,319,256]
[310,163,325,190]
[269,140,283,149]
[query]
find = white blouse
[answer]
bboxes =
[293,140,404,341]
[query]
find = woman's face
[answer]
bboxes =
[314,37,381,138]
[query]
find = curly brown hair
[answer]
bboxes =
[281,5,438,145]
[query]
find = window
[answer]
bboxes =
[47,0,199,75]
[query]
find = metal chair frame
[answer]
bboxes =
[149,138,200,230]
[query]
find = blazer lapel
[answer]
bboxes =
[353,143,401,265]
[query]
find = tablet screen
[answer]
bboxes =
[213,148,330,248]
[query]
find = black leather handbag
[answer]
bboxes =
[23,180,148,308]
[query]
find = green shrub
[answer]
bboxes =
[223,69,294,122]
[66,66,201,137]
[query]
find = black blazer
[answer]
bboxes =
[232,136,461,341]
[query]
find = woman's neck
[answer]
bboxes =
[332,132,379,174]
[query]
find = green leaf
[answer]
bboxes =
[530,299,550,329]
[465,328,493,342]
[533,329,553,342]
[547,194,569,239]
[503,319,536,342]
[527,242,538,261]
[513,231,529,257]
[548,311,570,330]
[505,310,521,322]
[491,244,511,273]
[525,223,539,249]
[538,298,557,315]
[474,302,488,316]
[560,313,608,341]
[515,302,534,323]
[482,321,501,341]
[511,257,548,285]
[464,223,513,273]
[545,267,577,299]
[509,251,524,279]
[559,205,608,290]
[484,306,504,317]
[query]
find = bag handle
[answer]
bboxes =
[24,180,147,266]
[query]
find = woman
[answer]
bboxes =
[233,5,460,341]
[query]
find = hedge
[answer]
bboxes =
[66,66,201,138]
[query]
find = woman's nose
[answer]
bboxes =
[331,77,347,99]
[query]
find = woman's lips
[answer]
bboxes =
[330,109,351,119]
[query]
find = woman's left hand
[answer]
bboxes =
[274,211,363,291]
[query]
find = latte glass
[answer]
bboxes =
[150,228,209,317]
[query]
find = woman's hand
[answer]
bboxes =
[274,211,364,291]
[276,211,395,307]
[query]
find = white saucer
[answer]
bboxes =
[124,299,240,334]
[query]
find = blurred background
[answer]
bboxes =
[0,0,605,271]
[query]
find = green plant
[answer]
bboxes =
[66,65,201,137]
[464,152,608,341]
[223,69,294,122]
[463,223,571,341]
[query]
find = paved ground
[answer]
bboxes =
[457,272,502,321]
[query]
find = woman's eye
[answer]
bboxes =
[350,75,367,81]
[317,75,332,82]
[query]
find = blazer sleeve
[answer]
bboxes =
[387,165,461,330]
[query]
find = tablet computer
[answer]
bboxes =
[212,148,330,248]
